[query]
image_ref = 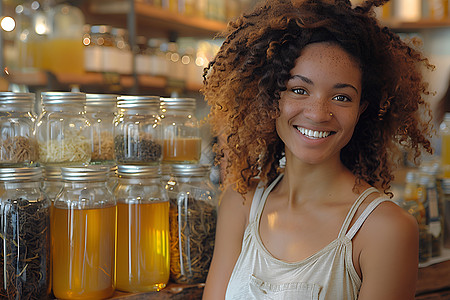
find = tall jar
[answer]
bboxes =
[440,112,450,178]
[0,92,38,167]
[36,92,91,166]
[85,94,118,165]
[164,164,218,284]
[0,167,51,299]
[52,166,116,299]
[160,97,201,164]
[114,96,162,165]
[115,165,170,292]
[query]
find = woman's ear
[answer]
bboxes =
[359,101,368,115]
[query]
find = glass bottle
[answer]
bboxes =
[0,167,51,299]
[85,94,118,166]
[440,112,450,178]
[52,166,116,299]
[136,35,151,75]
[112,28,132,75]
[84,25,115,73]
[47,3,85,74]
[0,92,38,167]
[114,96,162,165]
[417,174,433,262]
[160,97,201,163]
[441,178,450,249]
[164,164,218,284]
[115,165,170,292]
[36,92,91,166]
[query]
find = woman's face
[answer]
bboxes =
[276,42,364,165]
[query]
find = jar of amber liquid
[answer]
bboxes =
[115,165,169,292]
[52,166,116,299]
[160,97,201,164]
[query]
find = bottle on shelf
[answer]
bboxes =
[440,112,450,178]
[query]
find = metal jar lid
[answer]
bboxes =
[117,165,160,178]
[160,97,196,112]
[43,166,62,180]
[162,164,210,177]
[61,166,109,181]
[0,92,35,111]
[0,167,42,181]
[117,95,160,111]
[86,94,118,113]
[41,92,86,105]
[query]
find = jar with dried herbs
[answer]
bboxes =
[0,167,51,299]
[164,164,218,284]
[52,166,116,299]
[160,97,201,164]
[115,165,169,292]
[36,92,91,166]
[85,94,118,165]
[0,92,39,167]
[114,96,162,165]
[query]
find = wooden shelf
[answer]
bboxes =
[86,0,227,38]
[5,70,200,93]
[381,19,450,31]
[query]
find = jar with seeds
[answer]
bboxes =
[163,164,218,284]
[114,95,162,165]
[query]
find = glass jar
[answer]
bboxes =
[440,112,450,178]
[136,35,151,75]
[115,165,170,292]
[84,25,115,73]
[36,92,91,166]
[441,178,450,249]
[86,94,118,165]
[160,97,201,164]
[164,164,218,284]
[418,174,433,262]
[114,96,162,165]
[0,167,51,299]
[111,28,132,75]
[52,166,116,299]
[0,92,39,167]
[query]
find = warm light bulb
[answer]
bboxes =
[1,17,15,32]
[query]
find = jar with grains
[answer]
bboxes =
[160,97,201,164]
[114,96,162,165]
[163,164,218,284]
[36,92,91,166]
[0,92,38,167]
[115,165,169,292]
[85,94,118,166]
[0,167,51,299]
[52,166,116,299]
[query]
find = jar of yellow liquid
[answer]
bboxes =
[440,113,450,178]
[52,166,116,299]
[115,165,170,292]
[160,98,201,164]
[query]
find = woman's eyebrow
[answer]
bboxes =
[290,74,359,94]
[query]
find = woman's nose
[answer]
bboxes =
[303,98,332,122]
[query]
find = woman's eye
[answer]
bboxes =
[333,95,351,102]
[292,88,308,95]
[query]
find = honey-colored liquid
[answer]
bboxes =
[116,201,170,292]
[47,39,84,74]
[442,134,450,178]
[163,137,201,163]
[52,206,116,299]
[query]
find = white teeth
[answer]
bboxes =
[296,127,331,139]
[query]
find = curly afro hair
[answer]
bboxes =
[202,0,433,195]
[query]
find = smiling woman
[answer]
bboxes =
[201,0,433,299]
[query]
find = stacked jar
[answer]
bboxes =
[0,92,38,167]
[0,167,51,299]
[36,92,91,166]
[115,165,170,292]
[114,95,162,165]
[52,166,116,299]
[160,97,201,164]
[85,94,118,166]
[164,164,218,284]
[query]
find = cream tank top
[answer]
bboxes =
[225,174,391,300]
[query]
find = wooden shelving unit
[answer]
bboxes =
[381,19,450,31]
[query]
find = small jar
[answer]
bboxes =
[0,167,51,299]
[52,166,116,299]
[160,97,201,164]
[85,94,118,165]
[114,96,162,165]
[164,164,218,284]
[0,92,38,167]
[115,165,170,292]
[36,92,91,166]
